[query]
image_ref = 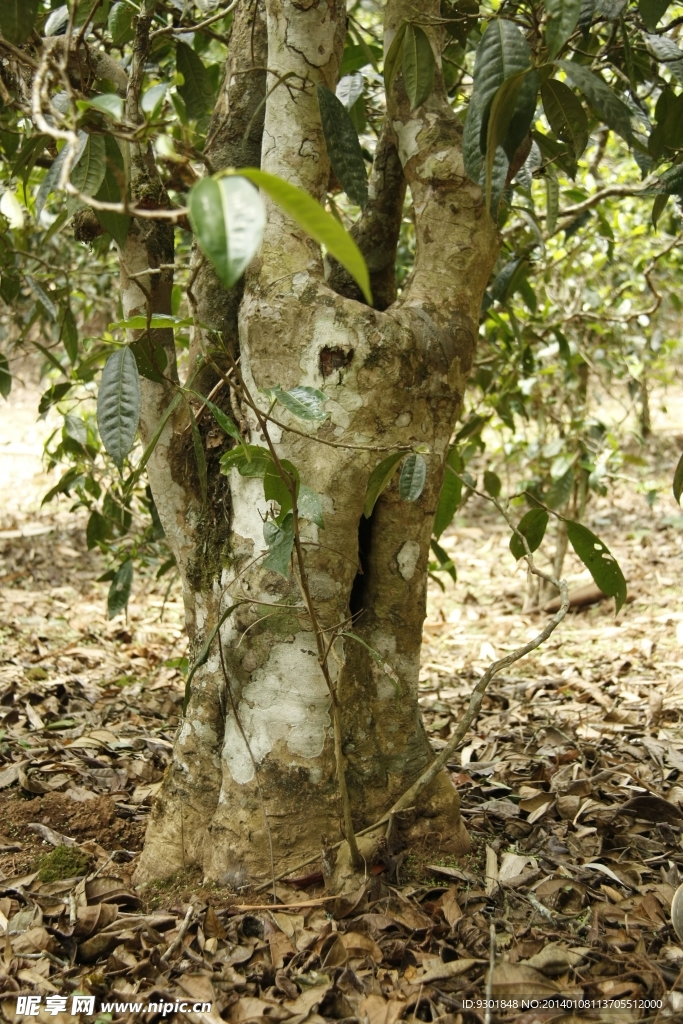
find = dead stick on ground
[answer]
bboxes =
[161,905,193,963]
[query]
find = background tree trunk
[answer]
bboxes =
[135,0,499,887]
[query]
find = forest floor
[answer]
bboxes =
[1,371,683,1022]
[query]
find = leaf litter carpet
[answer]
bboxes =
[1,393,683,1021]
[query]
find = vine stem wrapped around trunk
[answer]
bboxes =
[134,0,499,888]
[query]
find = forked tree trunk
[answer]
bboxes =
[133,0,498,886]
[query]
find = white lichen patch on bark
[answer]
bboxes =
[397,539,421,581]
[222,632,332,784]
[228,469,270,552]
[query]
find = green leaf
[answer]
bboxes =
[298,484,324,528]
[546,466,575,508]
[110,314,193,330]
[645,33,683,84]
[0,353,10,400]
[317,85,368,209]
[463,19,531,182]
[263,513,295,577]
[267,384,329,421]
[510,508,549,560]
[541,79,588,156]
[108,560,133,620]
[402,24,435,109]
[176,41,212,120]
[38,382,72,415]
[554,60,633,144]
[94,135,130,248]
[364,451,404,518]
[642,162,683,196]
[86,510,108,549]
[384,22,408,93]
[639,0,671,30]
[59,305,79,365]
[483,469,501,497]
[97,347,141,470]
[674,452,683,504]
[342,42,383,76]
[0,0,39,43]
[86,94,124,120]
[484,70,536,210]
[399,453,427,501]
[220,444,273,477]
[109,1,135,45]
[430,538,456,582]
[433,457,463,538]
[545,0,582,58]
[70,135,107,197]
[189,405,207,508]
[188,175,266,291]
[129,336,168,382]
[36,136,85,217]
[263,459,299,518]
[237,168,372,303]
[336,73,364,110]
[566,520,627,612]
[188,391,242,445]
[545,170,560,233]
[26,276,57,320]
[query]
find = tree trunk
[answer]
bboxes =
[134,0,498,887]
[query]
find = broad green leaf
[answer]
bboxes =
[36,135,86,217]
[639,0,671,30]
[299,484,324,527]
[483,469,501,498]
[220,444,273,477]
[188,175,266,290]
[541,79,588,156]
[596,0,626,17]
[188,391,242,445]
[546,466,575,508]
[70,135,107,197]
[237,168,372,303]
[189,405,207,507]
[510,508,549,560]
[86,510,108,549]
[130,336,168,382]
[546,170,559,233]
[111,314,193,330]
[0,353,10,400]
[45,6,70,35]
[463,20,531,182]
[109,1,135,45]
[384,22,408,93]
[674,452,683,504]
[26,276,57,320]
[107,560,133,619]
[94,135,130,248]
[97,347,141,470]
[317,85,368,209]
[364,451,404,517]
[38,382,72,415]
[264,459,299,518]
[545,0,582,58]
[554,60,633,144]
[0,0,39,43]
[64,414,87,445]
[642,162,683,195]
[141,83,168,114]
[399,453,427,501]
[176,41,212,120]
[336,73,364,110]
[484,70,536,210]
[402,24,435,110]
[433,457,463,538]
[566,520,627,612]
[341,42,383,76]
[645,34,683,84]
[268,384,329,421]
[430,539,456,582]
[263,513,295,577]
[86,94,124,120]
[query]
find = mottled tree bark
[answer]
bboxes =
[134,0,499,887]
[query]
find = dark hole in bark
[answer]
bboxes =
[320,346,353,378]
[349,510,373,619]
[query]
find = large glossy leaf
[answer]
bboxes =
[545,0,582,57]
[384,22,408,93]
[94,135,130,248]
[0,0,39,43]
[639,0,671,30]
[642,162,683,195]
[108,560,133,619]
[298,484,324,528]
[433,453,463,538]
[399,453,427,501]
[97,347,142,470]
[554,60,633,144]
[484,70,537,209]
[176,41,211,120]
[317,85,368,209]
[566,520,627,612]
[36,134,87,217]
[71,135,107,198]
[430,539,456,582]
[645,34,683,84]
[541,79,588,156]
[263,513,295,577]
[109,1,135,45]
[188,175,266,290]
[266,384,329,421]
[237,168,371,303]
[510,508,549,560]
[264,458,300,519]
[364,451,403,518]
[402,24,435,109]
[674,452,683,505]
[220,444,273,477]
[546,466,575,508]
[336,73,364,110]
[463,20,531,182]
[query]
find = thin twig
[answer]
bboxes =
[160,904,194,962]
